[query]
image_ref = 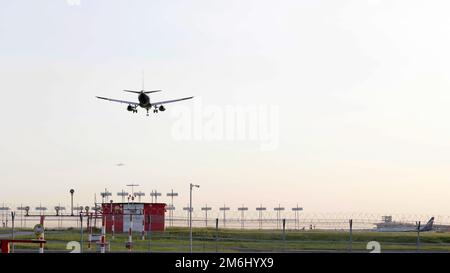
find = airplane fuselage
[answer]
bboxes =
[375,217,434,232]
[138,93,151,108]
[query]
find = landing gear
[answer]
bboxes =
[146,108,149,116]
[153,109,158,113]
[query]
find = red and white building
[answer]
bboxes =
[101,202,166,232]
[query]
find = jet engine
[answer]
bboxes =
[127,105,137,113]
[159,105,166,111]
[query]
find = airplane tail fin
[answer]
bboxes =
[421,217,434,231]
[124,71,162,94]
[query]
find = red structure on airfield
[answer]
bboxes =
[101,202,166,232]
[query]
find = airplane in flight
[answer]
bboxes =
[96,80,193,116]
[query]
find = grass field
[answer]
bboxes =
[4,227,450,253]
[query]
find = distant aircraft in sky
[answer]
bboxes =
[96,76,193,116]
[116,163,125,167]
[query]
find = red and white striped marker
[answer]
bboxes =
[100,215,106,253]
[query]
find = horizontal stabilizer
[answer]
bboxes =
[123,89,162,94]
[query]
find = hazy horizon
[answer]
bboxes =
[1,0,450,215]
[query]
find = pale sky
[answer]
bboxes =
[1,0,450,216]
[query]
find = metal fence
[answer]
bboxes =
[2,203,450,253]
[3,219,450,253]
[1,205,448,230]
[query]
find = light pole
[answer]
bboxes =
[100,189,112,204]
[117,190,129,203]
[150,190,161,203]
[238,205,248,229]
[17,206,27,229]
[274,205,285,229]
[189,183,200,253]
[292,205,303,230]
[36,205,47,216]
[79,212,83,253]
[183,206,191,226]
[201,205,212,227]
[70,189,74,216]
[134,191,145,202]
[256,205,266,229]
[219,205,230,227]
[166,205,175,227]
[167,190,178,227]
[11,211,15,253]
[0,206,9,228]
[126,184,139,198]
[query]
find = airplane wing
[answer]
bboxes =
[96,96,140,106]
[151,96,194,105]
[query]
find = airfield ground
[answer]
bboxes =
[2,227,450,253]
